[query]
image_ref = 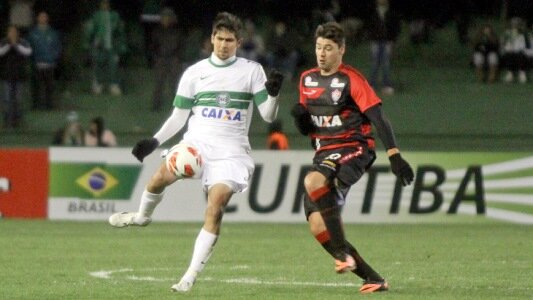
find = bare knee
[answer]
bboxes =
[146,163,175,194]
[304,171,329,195]
[204,184,233,233]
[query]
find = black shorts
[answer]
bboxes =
[303,145,376,219]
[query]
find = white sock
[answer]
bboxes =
[137,190,163,218]
[182,228,218,282]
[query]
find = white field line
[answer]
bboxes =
[89,268,357,287]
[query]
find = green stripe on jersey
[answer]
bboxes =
[195,91,253,101]
[174,95,194,109]
[253,89,268,106]
[195,100,251,109]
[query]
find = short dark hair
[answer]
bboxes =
[315,22,345,47]
[212,12,243,40]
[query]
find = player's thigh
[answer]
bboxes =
[312,146,374,187]
[147,162,179,190]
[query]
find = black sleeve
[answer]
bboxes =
[365,104,397,150]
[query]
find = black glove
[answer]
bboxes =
[389,153,414,186]
[265,69,284,96]
[132,138,159,162]
[290,103,315,136]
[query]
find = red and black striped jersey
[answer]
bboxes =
[298,64,381,152]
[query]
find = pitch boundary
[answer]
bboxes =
[89,268,358,287]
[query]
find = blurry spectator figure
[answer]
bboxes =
[528,24,533,72]
[500,17,529,83]
[266,21,300,80]
[52,111,84,146]
[140,0,162,67]
[311,0,341,26]
[150,7,181,111]
[409,19,431,45]
[367,0,401,95]
[0,25,32,128]
[341,18,364,46]
[453,0,473,45]
[266,120,289,150]
[200,36,213,58]
[9,0,34,35]
[472,24,499,83]
[28,11,62,110]
[238,19,266,64]
[83,0,127,96]
[84,116,117,147]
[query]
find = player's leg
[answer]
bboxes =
[307,204,388,293]
[109,162,178,227]
[172,182,234,292]
[304,171,355,272]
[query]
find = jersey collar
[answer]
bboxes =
[209,53,237,67]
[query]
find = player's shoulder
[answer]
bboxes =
[236,57,263,68]
[299,67,321,81]
[188,57,210,70]
[181,58,210,76]
[301,67,321,76]
[338,64,367,81]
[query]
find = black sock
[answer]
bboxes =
[310,186,346,261]
[345,240,384,281]
[315,231,383,281]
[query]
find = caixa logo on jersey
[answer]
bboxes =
[202,92,242,121]
[311,115,342,127]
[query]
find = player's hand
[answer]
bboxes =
[132,138,159,162]
[265,69,284,97]
[389,153,414,186]
[290,103,314,135]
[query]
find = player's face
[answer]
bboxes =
[315,37,344,75]
[211,29,240,61]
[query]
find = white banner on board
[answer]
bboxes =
[48,148,533,224]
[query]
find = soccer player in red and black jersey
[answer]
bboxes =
[291,22,414,294]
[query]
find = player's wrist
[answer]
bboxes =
[387,148,400,157]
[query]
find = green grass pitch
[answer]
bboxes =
[1,220,531,299]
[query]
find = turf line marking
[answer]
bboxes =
[89,268,357,287]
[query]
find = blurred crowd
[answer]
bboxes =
[472,17,533,84]
[52,111,117,147]
[0,0,532,131]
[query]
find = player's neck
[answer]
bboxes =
[320,62,343,76]
[210,53,237,66]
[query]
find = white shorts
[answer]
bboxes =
[473,52,499,67]
[178,139,254,193]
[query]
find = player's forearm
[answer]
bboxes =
[257,95,279,123]
[153,108,190,144]
[365,104,398,151]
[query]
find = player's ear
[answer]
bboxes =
[210,33,215,44]
[339,44,345,56]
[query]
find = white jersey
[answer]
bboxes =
[174,54,270,147]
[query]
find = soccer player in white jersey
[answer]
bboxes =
[108,12,284,292]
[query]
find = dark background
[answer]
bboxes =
[1,0,532,33]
